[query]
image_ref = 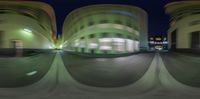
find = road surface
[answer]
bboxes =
[0,50,56,87]
[61,52,155,87]
[160,52,200,87]
[0,51,200,99]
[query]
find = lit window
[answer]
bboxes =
[88,43,98,49]
[126,39,134,52]
[99,38,112,42]
[112,38,125,42]
[99,46,112,50]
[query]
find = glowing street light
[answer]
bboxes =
[22,28,33,37]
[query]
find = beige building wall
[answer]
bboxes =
[166,1,200,49]
[0,1,57,49]
[62,4,148,54]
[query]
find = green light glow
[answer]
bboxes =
[21,28,33,37]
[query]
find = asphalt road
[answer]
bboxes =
[1,51,200,99]
[160,52,200,87]
[61,52,155,87]
[0,49,56,87]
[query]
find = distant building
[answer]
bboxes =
[165,1,200,51]
[149,35,168,51]
[62,4,148,54]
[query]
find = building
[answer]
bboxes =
[149,35,168,51]
[165,1,200,51]
[62,4,148,54]
[0,1,57,87]
[0,1,57,49]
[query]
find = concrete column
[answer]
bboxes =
[77,39,81,53]
[133,39,136,52]
[124,36,128,53]
[85,36,89,53]
[96,33,101,54]
[111,33,116,54]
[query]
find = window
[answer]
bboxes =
[126,22,132,27]
[88,21,94,26]
[80,25,84,30]
[102,32,108,38]
[189,20,200,26]
[191,31,200,49]
[114,20,122,24]
[80,37,84,40]
[171,29,177,50]
[99,20,108,24]
[89,34,95,38]
[127,35,132,39]
[0,31,4,48]
[116,33,122,37]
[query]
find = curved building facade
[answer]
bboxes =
[62,4,148,54]
[0,1,57,87]
[165,1,200,50]
[0,1,57,49]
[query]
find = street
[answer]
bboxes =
[0,51,200,99]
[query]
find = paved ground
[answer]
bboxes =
[0,51,200,99]
[160,52,200,87]
[0,50,56,87]
[61,52,155,87]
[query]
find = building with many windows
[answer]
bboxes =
[165,1,200,51]
[62,4,148,54]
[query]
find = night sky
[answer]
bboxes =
[37,0,172,36]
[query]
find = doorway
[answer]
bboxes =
[11,40,23,57]
[0,31,4,48]
[191,31,200,49]
[171,29,177,50]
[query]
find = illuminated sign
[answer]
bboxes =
[155,37,161,41]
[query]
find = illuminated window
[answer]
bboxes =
[79,40,85,48]
[112,38,125,52]
[99,38,112,51]
[88,38,97,49]
[135,41,140,51]
[126,39,134,52]
[150,37,153,40]
[155,37,161,41]
[73,40,80,47]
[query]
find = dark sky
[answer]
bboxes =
[37,0,172,36]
